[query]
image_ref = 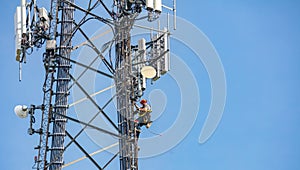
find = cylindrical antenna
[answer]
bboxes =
[157,19,160,34]
[167,12,170,31]
[173,0,177,30]
[19,62,22,82]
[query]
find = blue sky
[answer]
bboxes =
[1,0,300,170]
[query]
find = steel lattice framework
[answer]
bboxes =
[115,15,139,170]
[49,0,74,169]
[15,0,174,169]
[34,0,74,169]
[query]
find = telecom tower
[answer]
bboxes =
[14,0,176,169]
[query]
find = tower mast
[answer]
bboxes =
[49,0,74,169]
[115,2,139,168]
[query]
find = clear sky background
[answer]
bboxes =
[1,0,300,170]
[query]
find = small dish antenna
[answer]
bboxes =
[14,105,29,118]
[141,66,157,78]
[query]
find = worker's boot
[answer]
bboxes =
[146,121,152,128]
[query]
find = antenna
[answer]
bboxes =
[14,0,177,169]
[161,0,177,30]
[173,0,177,30]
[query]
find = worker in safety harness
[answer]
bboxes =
[134,99,152,139]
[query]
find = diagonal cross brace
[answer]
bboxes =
[56,54,114,79]
[65,131,103,170]
[65,71,119,132]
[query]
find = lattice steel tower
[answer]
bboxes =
[115,12,138,170]
[14,0,176,169]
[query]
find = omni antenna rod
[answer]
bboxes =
[162,0,177,30]
[173,0,176,30]
[19,62,22,82]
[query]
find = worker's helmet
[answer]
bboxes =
[140,99,147,104]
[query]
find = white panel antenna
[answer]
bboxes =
[15,0,26,62]
[154,0,162,13]
[38,8,50,31]
[14,6,22,61]
[39,7,49,22]
[142,76,146,90]
[138,38,146,53]
[21,0,26,35]
[156,60,161,78]
[162,27,170,73]
[146,0,154,11]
